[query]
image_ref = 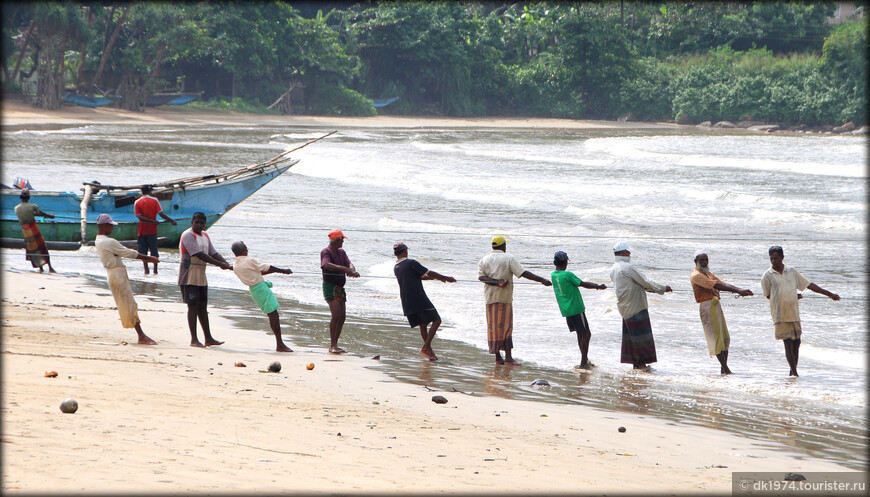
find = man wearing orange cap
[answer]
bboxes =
[478,235,551,365]
[321,229,359,354]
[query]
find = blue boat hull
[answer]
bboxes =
[62,93,115,108]
[1,162,294,244]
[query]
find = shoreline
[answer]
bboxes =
[0,98,681,131]
[1,266,858,493]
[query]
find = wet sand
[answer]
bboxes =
[1,267,855,493]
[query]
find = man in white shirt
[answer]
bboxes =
[231,241,294,352]
[478,235,551,365]
[94,213,159,345]
[761,246,840,377]
[609,241,672,370]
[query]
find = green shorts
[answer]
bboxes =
[250,281,279,315]
[322,280,346,302]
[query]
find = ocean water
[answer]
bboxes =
[2,122,866,469]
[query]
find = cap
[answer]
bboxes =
[491,235,508,247]
[393,242,408,255]
[554,251,569,263]
[328,229,347,240]
[97,213,118,225]
[613,241,631,253]
[694,250,708,261]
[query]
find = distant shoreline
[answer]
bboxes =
[1,98,680,130]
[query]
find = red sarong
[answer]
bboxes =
[20,222,49,268]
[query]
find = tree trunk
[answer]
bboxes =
[91,5,129,90]
[267,79,301,114]
[36,34,63,110]
[8,22,34,91]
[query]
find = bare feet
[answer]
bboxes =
[204,339,224,347]
[49,268,56,273]
[420,348,438,361]
[190,340,205,348]
[328,346,347,354]
[39,267,44,273]
[721,366,733,375]
[276,345,294,352]
[144,268,150,275]
[137,336,158,345]
[503,358,522,366]
[579,361,595,370]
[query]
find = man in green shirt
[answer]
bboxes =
[551,251,606,369]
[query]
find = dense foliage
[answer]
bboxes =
[2,1,866,125]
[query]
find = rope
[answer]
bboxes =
[12,252,856,299]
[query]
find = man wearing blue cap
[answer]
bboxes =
[478,235,552,365]
[551,251,607,370]
[610,241,672,370]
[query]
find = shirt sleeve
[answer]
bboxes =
[478,257,487,277]
[761,273,771,298]
[569,272,583,286]
[180,231,201,256]
[509,255,526,278]
[205,234,218,256]
[793,269,810,292]
[321,248,332,268]
[412,260,429,277]
[109,238,140,259]
[253,258,271,273]
[629,265,666,294]
[691,272,717,290]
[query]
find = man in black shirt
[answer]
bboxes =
[393,242,456,361]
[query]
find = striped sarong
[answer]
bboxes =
[620,309,657,366]
[699,297,729,356]
[486,302,513,353]
[20,222,49,268]
[106,266,140,328]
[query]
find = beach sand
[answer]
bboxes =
[1,102,858,493]
[2,98,678,130]
[1,271,855,494]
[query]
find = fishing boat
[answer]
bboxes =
[372,97,399,108]
[0,132,335,247]
[62,92,116,108]
[145,92,201,107]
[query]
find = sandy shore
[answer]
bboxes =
[1,266,856,494]
[2,99,679,130]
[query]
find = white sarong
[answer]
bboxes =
[107,266,139,328]
[699,297,729,356]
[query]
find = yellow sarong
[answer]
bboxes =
[107,266,140,328]
[699,297,729,356]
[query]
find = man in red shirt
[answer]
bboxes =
[134,184,176,275]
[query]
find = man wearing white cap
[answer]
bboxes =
[478,235,552,365]
[610,241,672,370]
[691,251,753,374]
[94,213,159,344]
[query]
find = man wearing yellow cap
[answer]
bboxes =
[478,235,552,365]
[321,229,360,354]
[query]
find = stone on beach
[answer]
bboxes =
[531,379,550,387]
[431,395,448,404]
[268,361,281,373]
[59,398,78,414]
[235,362,246,368]
[618,426,627,433]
